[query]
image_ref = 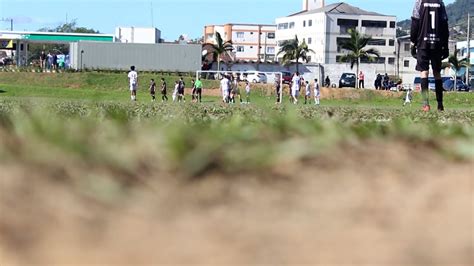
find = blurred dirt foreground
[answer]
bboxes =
[0,141,473,265]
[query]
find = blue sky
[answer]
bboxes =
[0,0,455,40]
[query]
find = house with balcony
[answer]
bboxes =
[276,1,397,74]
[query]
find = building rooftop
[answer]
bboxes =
[205,23,276,27]
[288,2,394,17]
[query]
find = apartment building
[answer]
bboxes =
[276,1,397,73]
[204,23,277,62]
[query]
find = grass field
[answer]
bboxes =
[0,71,473,265]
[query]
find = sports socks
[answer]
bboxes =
[420,78,429,106]
[435,79,444,111]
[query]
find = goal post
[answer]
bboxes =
[196,70,284,103]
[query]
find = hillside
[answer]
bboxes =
[397,0,474,38]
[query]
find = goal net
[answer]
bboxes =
[196,70,284,103]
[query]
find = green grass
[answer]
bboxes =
[1,72,473,110]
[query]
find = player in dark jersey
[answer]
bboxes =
[411,0,449,111]
[161,78,168,102]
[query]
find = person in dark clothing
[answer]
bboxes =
[324,76,331,87]
[374,74,382,90]
[411,0,449,111]
[161,78,168,102]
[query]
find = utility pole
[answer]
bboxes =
[1,18,13,31]
[466,13,471,85]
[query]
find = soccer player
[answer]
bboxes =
[245,81,251,104]
[149,79,156,102]
[178,77,186,103]
[161,78,168,102]
[304,81,311,104]
[275,78,281,104]
[411,0,449,111]
[314,79,321,106]
[173,81,179,102]
[128,66,138,101]
[291,72,301,104]
[194,77,203,103]
[191,79,196,102]
[220,75,230,103]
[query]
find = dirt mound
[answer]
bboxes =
[1,141,472,265]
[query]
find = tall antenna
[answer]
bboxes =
[151,1,154,28]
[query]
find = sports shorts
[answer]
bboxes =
[416,49,442,73]
[130,83,137,91]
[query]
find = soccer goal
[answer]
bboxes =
[196,70,285,103]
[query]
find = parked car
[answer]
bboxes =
[244,71,267,84]
[441,78,470,92]
[282,71,292,84]
[339,73,356,88]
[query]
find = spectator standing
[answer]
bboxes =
[40,51,46,70]
[358,71,365,89]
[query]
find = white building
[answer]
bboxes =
[204,23,277,62]
[115,27,161,44]
[276,1,397,74]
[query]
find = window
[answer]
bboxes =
[278,23,289,30]
[362,20,387,28]
[338,19,358,34]
[367,39,386,46]
[389,39,395,46]
[236,32,244,38]
[338,19,359,27]
[303,20,306,27]
[404,43,410,51]
[20,43,24,51]
[388,57,395,65]
[309,20,313,27]
[390,21,396,28]
[206,34,214,40]
[337,37,351,52]
[267,32,275,39]
[289,22,295,29]
[266,47,275,54]
[236,46,245,52]
[308,38,312,44]
[404,60,410,67]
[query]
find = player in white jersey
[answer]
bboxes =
[291,72,301,104]
[127,66,138,101]
[314,79,321,106]
[304,81,311,104]
[220,75,230,103]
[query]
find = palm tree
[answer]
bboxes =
[338,29,380,89]
[209,32,234,73]
[442,49,469,91]
[277,35,314,73]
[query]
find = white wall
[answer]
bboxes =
[115,27,161,44]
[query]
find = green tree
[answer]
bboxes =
[442,49,470,90]
[208,32,233,72]
[277,35,314,73]
[338,29,380,89]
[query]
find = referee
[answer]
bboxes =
[411,0,450,111]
